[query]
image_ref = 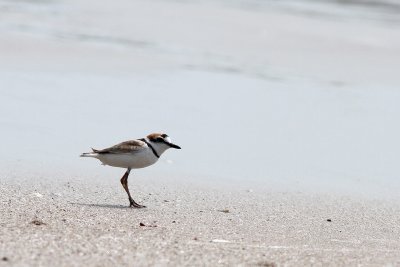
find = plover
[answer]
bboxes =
[80,133,181,208]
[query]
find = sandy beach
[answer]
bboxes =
[1,0,400,265]
[1,172,400,267]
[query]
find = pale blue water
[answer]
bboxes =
[0,0,399,199]
[227,0,400,24]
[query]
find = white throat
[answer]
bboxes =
[147,139,170,157]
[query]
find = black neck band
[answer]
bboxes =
[140,138,160,158]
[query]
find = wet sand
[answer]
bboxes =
[1,173,400,266]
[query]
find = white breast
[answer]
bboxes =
[96,148,158,169]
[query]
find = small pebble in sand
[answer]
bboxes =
[257,262,276,267]
[2,257,9,261]
[327,219,332,222]
[193,237,198,241]
[31,219,46,226]
[172,221,176,223]
[139,222,157,228]
[218,209,230,213]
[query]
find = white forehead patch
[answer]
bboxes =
[165,136,172,143]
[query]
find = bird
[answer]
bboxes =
[80,133,181,208]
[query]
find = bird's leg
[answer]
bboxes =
[120,168,146,208]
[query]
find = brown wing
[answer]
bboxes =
[95,139,146,154]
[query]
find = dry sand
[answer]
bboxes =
[1,173,400,267]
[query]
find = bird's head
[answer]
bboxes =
[147,133,181,154]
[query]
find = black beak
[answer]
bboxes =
[168,142,181,149]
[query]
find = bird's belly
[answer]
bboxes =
[98,151,158,169]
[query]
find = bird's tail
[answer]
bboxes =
[80,148,99,158]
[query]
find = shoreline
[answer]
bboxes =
[1,0,400,265]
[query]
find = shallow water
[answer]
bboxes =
[0,0,399,198]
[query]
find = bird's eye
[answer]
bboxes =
[156,137,164,142]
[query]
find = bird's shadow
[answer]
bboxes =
[69,202,131,209]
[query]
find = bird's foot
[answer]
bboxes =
[129,201,146,208]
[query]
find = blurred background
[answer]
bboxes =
[0,0,399,197]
